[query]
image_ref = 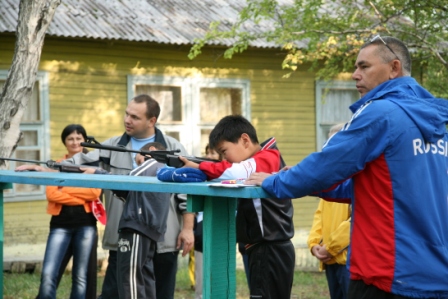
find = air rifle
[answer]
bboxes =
[80,141,219,168]
[0,157,97,173]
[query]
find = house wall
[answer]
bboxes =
[0,34,319,261]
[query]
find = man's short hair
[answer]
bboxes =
[132,94,161,120]
[209,115,259,149]
[362,36,412,76]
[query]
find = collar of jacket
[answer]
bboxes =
[349,76,433,113]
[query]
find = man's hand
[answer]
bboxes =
[176,212,195,256]
[176,227,194,257]
[245,172,273,186]
[179,156,200,169]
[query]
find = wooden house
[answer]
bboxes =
[0,0,358,268]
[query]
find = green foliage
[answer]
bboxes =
[189,0,448,97]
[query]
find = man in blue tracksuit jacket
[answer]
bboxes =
[246,36,448,298]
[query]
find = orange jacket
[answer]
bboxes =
[45,155,102,216]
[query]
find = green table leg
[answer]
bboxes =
[0,183,12,299]
[188,195,237,299]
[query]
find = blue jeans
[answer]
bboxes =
[38,226,97,299]
[325,263,350,299]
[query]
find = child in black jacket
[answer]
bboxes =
[91,142,170,299]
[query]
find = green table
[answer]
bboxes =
[0,170,269,299]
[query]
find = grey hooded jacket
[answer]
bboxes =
[65,128,188,250]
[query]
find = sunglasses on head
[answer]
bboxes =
[370,35,400,61]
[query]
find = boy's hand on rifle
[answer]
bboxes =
[179,156,199,169]
[15,165,57,172]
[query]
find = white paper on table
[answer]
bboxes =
[207,182,256,188]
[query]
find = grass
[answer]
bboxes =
[3,267,329,299]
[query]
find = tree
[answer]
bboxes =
[0,0,61,167]
[189,0,448,97]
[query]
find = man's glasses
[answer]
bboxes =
[370,35,400,61]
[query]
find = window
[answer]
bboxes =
[128,75,250,156]
[315,81,358,150]
[198,86,243,155]
[0,71,50,201]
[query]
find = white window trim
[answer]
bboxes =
[1,70,50,202]
[315,80,357,150]
[192,77,251,155]
[127,75,251,156]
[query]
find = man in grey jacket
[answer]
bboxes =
[66,94,194,299]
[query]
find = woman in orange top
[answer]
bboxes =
[37,124,101,299]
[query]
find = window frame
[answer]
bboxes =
[315,80,358,150]
[0,70,50,202]
[193,77,251,156]
[127,75,251,156]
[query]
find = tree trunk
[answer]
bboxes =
[0,0,60,168]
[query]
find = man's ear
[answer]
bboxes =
[389,59,402,79]
[148,116,157,126]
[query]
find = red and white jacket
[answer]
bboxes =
[199,148,294,245]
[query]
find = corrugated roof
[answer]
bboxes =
[0,0,301,48]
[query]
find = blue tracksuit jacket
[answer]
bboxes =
[262,77,448,298]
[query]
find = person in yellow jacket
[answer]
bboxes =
[307,123,351,299]
[308,200,351,299]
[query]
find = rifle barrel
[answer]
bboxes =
[81,142,141,154]
[80,142,217,167]
[0,157,47,165]
[81,142,181,156]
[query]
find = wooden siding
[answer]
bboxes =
[0,34,319,253]
[293,197,321,229]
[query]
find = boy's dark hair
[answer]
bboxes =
[140,142,166,151]
[209,115,259,149]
